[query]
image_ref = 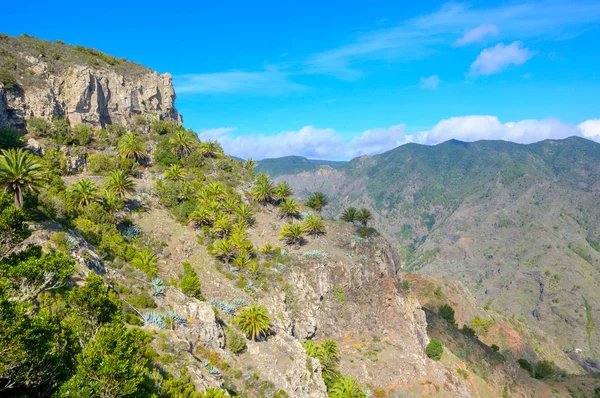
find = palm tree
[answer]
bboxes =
[356,208,372,227]
[131,249,158,276]
[168,129,197,159]
[0,126,24,150]
[234,202,255,225]
[212,213,233,238]
[199,140,223,158]
[234,305,271,341]
[210,239,235,264]
[305,192,329,212]
[278,198,300,220]
[117,133,145,160]
[163,164,187,181]
[328,377,366,398]
[244,158,257,174]
[101,189,124,215]
[340,207,358,223]
[69,178,99,206]
[278,222,305,246]
[189,206,212,227]
[252,173,274,204]
[105,169,135,197]
[202,388,228,398]
[302,214,326,237]
[0,148,44,208]
[273,181,293,202]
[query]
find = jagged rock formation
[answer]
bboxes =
[0,83,8,127]
[0,36,181,129]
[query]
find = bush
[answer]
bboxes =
[179,262,201,298]
[27,117,52,137]
[518,358,534,377]
[439,304,456,326]
[0,68,16,89]
[534,359,555,379]
[491,344,500,352]
[461,325,477,338]
[73,124,94,145]
[225,327,247,354]
[426,338,443,361]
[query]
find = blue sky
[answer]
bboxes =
[4,0,600,159]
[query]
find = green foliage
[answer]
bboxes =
[340,207,357,223]
[118,133,146,160]
[534,359,555,379]
[57,322,153,397]
[131,249,158,276]
[0,126,24,150]
[72,124,94,145]
[179,262,202,298]
[252,173,275,204]
[328,376,366,398]
[304,339,341,383]
[0,196,30,257]
[68,178,99,206]
[439,304,456,326]
[278,222,306,245]
[278,197,300,220]
[518,358,534,377]
[472,315,491,334]
[105,169,135,197]
[234,304,271,341]
[305,191,329,212]
[356,208,372,227]
[426,338,444,361]
[0,67,16,89]
[491,344,500,352]
[497,219,515,228]
[332,285,346,304]
[461,325,477,338]
[225,326,247,354]
[0,148,45,208]
[302,213,326,237]
[169,129,198,159]
[273,181,293,201]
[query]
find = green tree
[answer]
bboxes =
[27,117,52,137]
[117,133,145,161]
[169,129,197,159]
[68,178,99,206]
[278,222,306,246]
[356,208,372,227]
[534,359,555,379]
[252,173,274,204]
[225,326,247,354]
[179,262,201,298]
[302,213,326,237]
[0,196,31,257]
[56,322,153,397]
[234,305,271,341]
[518,358,534,377]
[244,158,257,174]
[0,148,45,208]
[105,169,135,197]
[426,338,444,361]
[199,140,223,158]
[0,68,17,89]
[438,304,456,326]
[278,198,300,220]
[340,207,357,223]
[328,376,366,398]
[305,192,329,212]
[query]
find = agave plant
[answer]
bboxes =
[151,277,166,296]
[144,311,167,329]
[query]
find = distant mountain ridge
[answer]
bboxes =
[268,136,600,364]
[256,155,346,177]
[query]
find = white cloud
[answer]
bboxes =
[420,75,441,89]
[203,116,599,160]
[469,42,534,76]
[306,1,600,78]
[174,70,305,95]
[578,119,600,139]
[454,24,499,46]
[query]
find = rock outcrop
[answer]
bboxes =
[0,83,8,128]
[5,65,180,129]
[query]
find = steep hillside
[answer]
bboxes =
[269,137,600,367]
[256,156,346,177]
[0,34,180,129]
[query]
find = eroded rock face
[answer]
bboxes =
[5,65,181,129]
[0,83,8,128]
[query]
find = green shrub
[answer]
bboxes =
[179,262,201,298]
[332,285,346,304]
[225,326,247,354]
[461,325,477,338]
[73,124,94,145]
[534,359,555,379]
[491,344,500,352]
[27,117,52,137]
[426,338,443,361]
[439,304,456,326]
[518,358,534,377]
[0,68,16,89]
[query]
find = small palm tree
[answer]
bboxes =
[101,189,124,215]
[0,148,45,208]
[278,222,305,246]
[302,214,326,237]
[234,202,255,225]
[0,126,24,150]
[105,169,135,197]
[234,305,271,341]
[177,182,194,202]
[244,158,257,174]
[69,178,99,206]
[251,173,274,204]
[356,208,372,227]
[212,213,233,238]
[328,377,366,398]
[117,133,145,160]
[189,206,212,227]
[278,198,300,220]
[211,239,235,264]
[206,182,226,200]
[131,249,158,276]
[273,181,293,201]
[305,192,329,212]
[163,164,187,181]
[202,388,228,398]
[199,140,223,158]
[169,129,197,159]
[340,207,358,223]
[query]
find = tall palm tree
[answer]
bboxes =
[305,191,329,212]
[168,129,197,159]
[278,198,300,220]
[302,214,326,237]
[163,164,187,181]
[356,208,372,227]
[234,305,271,341]
[69,178,99,206]
[273,181,293,202]
[105,169,135,197]
[340,207,358,223]
[117,133,145,161]
[251,173,274,204]
[0,148,45,208]
[328,376,366,398]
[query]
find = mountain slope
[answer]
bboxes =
[256,156,346,177]
[269,137,600,365]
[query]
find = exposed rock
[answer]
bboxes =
[0,83,8,128]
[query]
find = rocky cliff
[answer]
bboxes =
[0,35,180,129]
